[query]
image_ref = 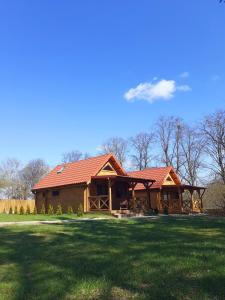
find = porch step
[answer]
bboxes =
[112,212,145,218]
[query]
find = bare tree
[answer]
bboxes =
[0,158,21,199]
[101,137,128,166]
[203,181,225,213]
[62,150,83,163]
[83,152,91,159]
[155,116,185,176]
[201,110,225,183]
[21,159,49,199]
[130,132,154,170]
[180,126,204,185]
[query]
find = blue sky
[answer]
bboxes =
[0,0,224,166]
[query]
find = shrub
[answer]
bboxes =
[26,205,31,215]
[19,206,25,215]
[14,206,18,214]
[33,206,37,215]
[9,206,13,214]
[77,203,83,217]
[40,204,46,215]
[47,204,54,215]
[67,206,73,214]
[163,207,169,215]
[56,204,63,215]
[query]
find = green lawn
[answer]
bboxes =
[0,216,225,300]
[0,212,112,222]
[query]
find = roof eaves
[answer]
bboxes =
[32,180,87,192]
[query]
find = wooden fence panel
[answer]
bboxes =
[0,199,35,213]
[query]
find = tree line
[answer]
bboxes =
[42,109,225,187]
[100,110,224,187]
[0,109,224,200]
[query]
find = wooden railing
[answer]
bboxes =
[88,195,109,211]
[161,198,181,212]
[129,197,148,210]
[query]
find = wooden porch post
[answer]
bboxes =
[132,186,135,199]
[129,182,137,210]
[197,189,205,212]
[178,187,183,213]
[143,182,152,209]
[108,178,112,211]
[86,184,90,212]
[190,190,194,212]
[200,189,205,212]
[158,190,161,211]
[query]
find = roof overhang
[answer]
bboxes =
[180,184,206,190]
[91,175,155,184]
[156,184,206,191]
[32,181,87,192]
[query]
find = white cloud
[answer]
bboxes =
[180,71,189,78]
[124,79,191,103]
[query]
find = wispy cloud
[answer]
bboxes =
[211,74,220,81]
[124,79,191,103]
[96,146,103,152]
[177,84,191,91]
[180,71,189,78]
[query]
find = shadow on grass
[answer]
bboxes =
[0,217,225,300]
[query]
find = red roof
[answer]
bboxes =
[33,153,181,191]
[33,153,127,190]
[128,166,181,190]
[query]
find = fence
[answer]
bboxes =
[0,199,35,213]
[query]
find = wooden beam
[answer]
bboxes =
[190,190,194,212]
[86,184,90,212]
[130,183,135,199]
[142,182,152,209]
[158,191,162,211]
[178,187,183,212]
[199,188,205,212]
[129,181,137,190]
[108,178,112,211]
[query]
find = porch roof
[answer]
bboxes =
[180,184,206,190]
[150,184,206,191]
[91,175,155,185]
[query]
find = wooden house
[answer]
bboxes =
[32,153,205,214]
[129,167,205,214]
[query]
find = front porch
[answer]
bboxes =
[87,175,155,212]
[159,184,206,214]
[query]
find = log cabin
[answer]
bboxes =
[32,153,205,214]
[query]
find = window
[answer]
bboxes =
[102,164,113,171]
[163,192,170,201]
[96,183,108,196]
[57,166,65,174]
[52,190,60,197]
[166,176,172,181]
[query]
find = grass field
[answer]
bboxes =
[0,212,112,222]
[0,216,224,300]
